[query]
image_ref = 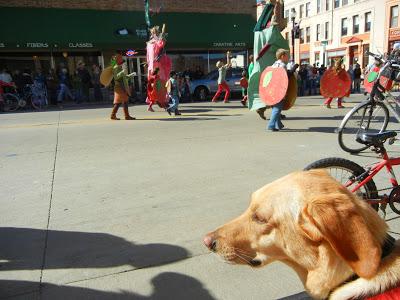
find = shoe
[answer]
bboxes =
[166,108,172,115]
[256,109,267,120]
[125,116,136,120]
[240,100,247,107]
[326,104,331,109]
[280,114,286,120]
[175,109,182,116]
[224,101,229,103]
[268,128,279,132]
[123,103,135,120]
[110,115,120,120]
[147,107,154,112]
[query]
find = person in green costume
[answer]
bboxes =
[109,54,136,120]
[248,1,290,120]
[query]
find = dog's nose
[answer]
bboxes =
[203,234,217,251]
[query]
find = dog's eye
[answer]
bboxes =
[252,213,265,224]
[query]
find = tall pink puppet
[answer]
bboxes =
[146,24,172,109]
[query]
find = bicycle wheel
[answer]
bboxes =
[338,101,389,154]
[304,157,379,210]
[2,93,19,112]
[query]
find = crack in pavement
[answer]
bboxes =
[38,111,61,297]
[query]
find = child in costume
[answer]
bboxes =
[212,51,231,103]
[109,54,135,120]
[323,59,347,109]
[166,71,182,116]
[267,49,291,132]
[146,68,160,112]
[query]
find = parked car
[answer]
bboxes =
[190,67,244,101]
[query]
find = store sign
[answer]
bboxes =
[136,29,147,39]
[213,42,246,47]
[69,42,93,48]
[26,42,49,48]
[390,28,400,38]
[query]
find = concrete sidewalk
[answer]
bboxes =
[0,94,399,300]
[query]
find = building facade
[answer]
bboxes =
[283,0,388,69]
[386,0,400,52]
[0,0,256,95]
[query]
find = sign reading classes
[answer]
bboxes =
[0,42,95,49]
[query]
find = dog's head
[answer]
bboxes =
[204,170,388,298]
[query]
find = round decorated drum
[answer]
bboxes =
[283,74,298,110]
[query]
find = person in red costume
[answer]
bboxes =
[146,68,160,112]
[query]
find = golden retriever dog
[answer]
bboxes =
[204,170,400,299]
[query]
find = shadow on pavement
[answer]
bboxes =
[285,116,344,121]
[139,117,219,121]
[0,272,216,300]
[0,227,190,271]
[279,127,337,134]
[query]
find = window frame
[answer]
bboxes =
[353,15,359,34]
[316,24,321,41]
[324,21,329,40]
[306,26,311,43]
[341,18,348,36]
[390,5,399,28]
[365,12,371,32]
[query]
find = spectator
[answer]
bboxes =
[57,68,74,106]
[248,55,254,77]
[92,64,103,101]
[194,66,204,80]
[307,65,317,95]
[0,68,12,83]
[166,71,181,116]
[46,69,58,105]
[182,67,192,80]
[22,69,33,85]
[77,61,91,102]
[34,69,47,86]
[347,64,354,92]
[13,70,24,94]
[353,63,362,93]
[181,75,191,102]
[298,65,308,96]
[318,64,326,76]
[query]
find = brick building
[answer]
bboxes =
[0,0,256,95]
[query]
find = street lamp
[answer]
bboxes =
[290,8,297,63]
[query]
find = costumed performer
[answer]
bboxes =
[146,24,172,109]
[108,54,136,120]
[267,49,297,132]
[212,51,231,103]
[322,59,351,109]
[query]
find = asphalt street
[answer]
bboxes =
[1,94,399,300]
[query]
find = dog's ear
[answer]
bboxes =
[299,192,382,279]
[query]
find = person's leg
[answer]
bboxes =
[324,97,333,108]
[167,95,177,115]
[212,84,223,102]
[256,107,267,120]
[174,96,181,115]
[267,101,283,130]
[337,98,344,108]
[65,85,74,101]
[57,84,65,103]
[222,82,230,102]
[111,103,121,120]
[123,102,135,120]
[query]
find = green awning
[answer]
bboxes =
[0,7,255,51]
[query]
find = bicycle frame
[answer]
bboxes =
[345,151,400,203]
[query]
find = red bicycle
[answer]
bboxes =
[305,131,400,216]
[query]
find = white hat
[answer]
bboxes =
[394,42,400,50]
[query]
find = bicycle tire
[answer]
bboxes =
[3,93,19,112]
[389,192,400,215]
[338,101,389,154]
[304,157,379,210]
